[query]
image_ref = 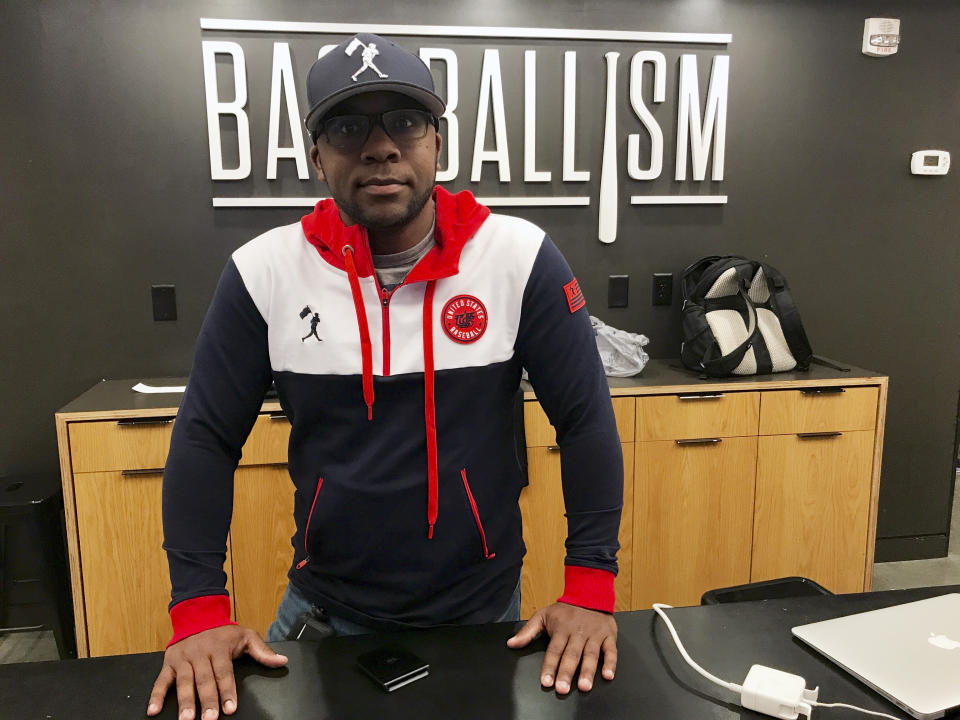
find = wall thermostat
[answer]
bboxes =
[910,150,950,176]
[862,18,900,57]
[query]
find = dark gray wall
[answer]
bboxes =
[2,0,957,559]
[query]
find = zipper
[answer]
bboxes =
[296,475,324,569]
[375,276,404,378]
[460,469,495,560]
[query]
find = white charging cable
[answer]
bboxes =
[652,603,903,720]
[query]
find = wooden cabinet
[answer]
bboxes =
[751,387,880,592]
[72,468,208,656]
[520,360,888,613]
[519,399,634,618]
[752,431,876,592]
[633,436,757,609]
[57,360,887,654]
[56,392,292,657]
[230,465,297,638]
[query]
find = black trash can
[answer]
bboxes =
[700,576,832,605]
[0,474,77,659]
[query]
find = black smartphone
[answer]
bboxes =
[356,645,430,692]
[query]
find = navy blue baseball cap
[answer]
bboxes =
[304,33,445,138]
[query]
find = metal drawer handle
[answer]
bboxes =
[121,468,165,476]
[678,393,725,401]
[269,412,288,421]
[117,417,174,426]
[797,432,843,439]
[547,445,561,453]
[800,388,846,395]
[675,438,723,446]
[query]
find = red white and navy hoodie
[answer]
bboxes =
[162,187,624,645]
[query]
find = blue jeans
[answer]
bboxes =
[266,578,522,642]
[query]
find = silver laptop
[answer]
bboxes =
[792,593,960,719]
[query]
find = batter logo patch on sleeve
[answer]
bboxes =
[563,278,586,314]
[442,295,488,344]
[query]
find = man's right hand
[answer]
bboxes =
[146,625,288,720]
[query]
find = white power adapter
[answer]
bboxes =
[651,604,902,720]
[741,664,820,720]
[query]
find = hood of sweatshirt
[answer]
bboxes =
[300,186,490,281]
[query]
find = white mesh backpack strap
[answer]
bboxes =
[681,257,760,377]
[701,285,759,376]
[758,263,813,370]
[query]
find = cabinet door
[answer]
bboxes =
[752,431,874,593]
[633,437,757,609]
[519,444,634,619]
[73,470,233,656]
[230,466,297,637]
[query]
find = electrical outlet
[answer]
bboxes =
[652,273,673,306]
[152,284,177,321]
[608,275,629,308]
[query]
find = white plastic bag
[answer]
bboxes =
[591,316,650,377]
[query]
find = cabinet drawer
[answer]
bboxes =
[240,413,291,465]
[635,392,759,441]
[69,412,290,473]
[759,387,878,435]
[523,398,634,448]
[69,418,174,473]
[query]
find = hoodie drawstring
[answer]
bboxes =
[342,246,374,421]
[342,248,440,538]
[423,280,438,539]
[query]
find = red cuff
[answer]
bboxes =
[168,594,237,647]
[556,565,616,613]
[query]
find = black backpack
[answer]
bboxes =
[680,256,813,377]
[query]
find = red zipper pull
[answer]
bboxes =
[296,556,310,570]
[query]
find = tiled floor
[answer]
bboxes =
[0,629,59,664]
[3,477,957,664]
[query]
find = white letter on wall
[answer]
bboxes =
[420,48,459,182]
[471,49,510,183]
[627,51,666,181]
[562,51,590,182]
[598,52,620,244]
[524,50,551,182]
[676,54,729,181]
[201,41,251,180]
[267,42,309,180]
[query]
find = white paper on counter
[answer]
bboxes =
[132,382,186,394]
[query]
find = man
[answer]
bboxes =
[147,33,623,720]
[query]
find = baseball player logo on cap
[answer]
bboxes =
[303,33,446,140]
[345,38,388,82]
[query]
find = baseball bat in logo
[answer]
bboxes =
[442,295,488,344]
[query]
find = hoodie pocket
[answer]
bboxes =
[460,468,496,561]
[296,475,324,570]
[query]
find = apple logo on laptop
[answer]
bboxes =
[928,632,960,650]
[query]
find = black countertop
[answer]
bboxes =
[58,358,885,416]
[2,586,954,720]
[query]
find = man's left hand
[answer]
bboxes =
[506,602,617,694]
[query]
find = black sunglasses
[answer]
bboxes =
[314,109,439,150]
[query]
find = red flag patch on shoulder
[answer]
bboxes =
[563,278,586,314]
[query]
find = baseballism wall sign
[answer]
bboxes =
[200,19,732,243]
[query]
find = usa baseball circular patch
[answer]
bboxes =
[442,295,488,344]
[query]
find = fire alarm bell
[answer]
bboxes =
[862,18,900,57]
